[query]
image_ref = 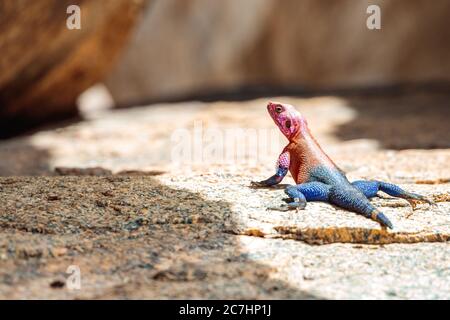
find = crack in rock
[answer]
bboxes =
[272,226,450,245]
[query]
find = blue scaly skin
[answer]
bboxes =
[251,102,434,229]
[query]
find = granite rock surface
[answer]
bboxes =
[0,91,449,299]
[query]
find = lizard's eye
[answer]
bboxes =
[275,106,283,113]
[285,120,291,129]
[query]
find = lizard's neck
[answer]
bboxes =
[288,125,337,168]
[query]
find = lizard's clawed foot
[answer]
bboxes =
[267,204,291,211]
[282,197,295,203]
[250,181,267,188]
[424,197,437,207]
[267,199,306,211]
[407,194,436,210]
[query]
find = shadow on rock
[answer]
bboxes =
[0,176,318,299]
[0,139,52,176]
[333,90,450,150]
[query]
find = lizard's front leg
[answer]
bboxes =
[268,182,330,211]
[251,150,290,187]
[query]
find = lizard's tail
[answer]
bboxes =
[369,209,393,229]
[329,187,394,229]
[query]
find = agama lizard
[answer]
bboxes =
[251,101,434,229]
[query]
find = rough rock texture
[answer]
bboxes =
[106,0,450,105]
[0,91,449,299]
[0,0,147,137]
[0,175,448,299]
[0,176,316,299]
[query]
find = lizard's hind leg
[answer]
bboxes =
[351,180,379,198]
[378,181,434,206]
[352,180,434,207]
[268,182,330,211]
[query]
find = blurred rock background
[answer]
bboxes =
[1,0,449,136]
[106,0,450,105]
[0,0,147,137]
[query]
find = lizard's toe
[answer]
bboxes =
[267,202,305,211]
[282,197,294,203]
[288,202,306,210]
[407,194,436,210]
[250,181,266,188]
[267,204,291,211]
[289,198,307,210]
[422,197,436,206]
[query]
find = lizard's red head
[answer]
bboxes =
[267,101,305,140]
